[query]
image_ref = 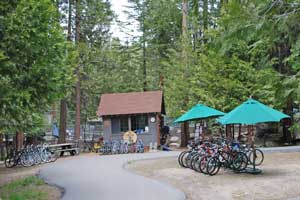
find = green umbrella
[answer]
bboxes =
[217,98,290,174]
[174,104,225,123]
[218,98,290,125]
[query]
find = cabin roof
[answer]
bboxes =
[97,91,165,116]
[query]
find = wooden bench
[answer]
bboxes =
[48,143,80,157]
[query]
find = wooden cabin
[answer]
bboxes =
[97,91,165,146]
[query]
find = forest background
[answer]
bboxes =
[1,0,300,150]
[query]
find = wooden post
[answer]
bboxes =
[181,122,189,147]
[5,134,9,155]
[51,104,56,122]
[59,99,67,144]
[74,0,81,142]
[16,131,24,151]
[0,134,4,160]
[225,125,231,138]
[247,125,251,145]
[156,114,161,146]
[58,0,72,144]
[128,116,131,131]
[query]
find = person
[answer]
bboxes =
[52,122,59,138]
[162,123,170,135]
[160,123,170,145]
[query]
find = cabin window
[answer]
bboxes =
[111,117,129,134]
[120,116,129,132]
[131,115,148,133]
[111,118,120,134]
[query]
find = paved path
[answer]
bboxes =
[39,146,300,200]
[261,145,300,153]
[39,151,184,200]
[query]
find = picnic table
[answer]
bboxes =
[48,143,80,157]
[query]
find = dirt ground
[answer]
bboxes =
[0,164,61,200]
[0,153,95,199]
[0,163,41,185]
[127,152,300,200]
[0,159,66,200]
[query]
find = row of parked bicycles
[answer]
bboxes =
[178,138,264,176]
[5,144,58,168]
[100,139,145,154]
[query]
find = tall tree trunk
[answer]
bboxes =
[182,0,188,69]
[142,38,147,91]
[67,0,72,41]
[181,0,189,147]
[15,131,24,151]
[59,99,67,143]
[74,0,81,141]
[284,96,293,143]
[203,0,208,40]
[51,104,56,122]
[142,5,147,91]
[5,134,9,155]
[210,0,217,28]
[182,0,188,46]
[0,134,4,160]
[59,0,72,144]
[181,122,189,148]
[159,74,164,89]
[192,0,199,50]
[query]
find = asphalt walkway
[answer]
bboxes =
[39,151,184,200]
[261,145,300,153]
[39,146,300,200]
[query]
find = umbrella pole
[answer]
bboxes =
[252,125,256,171]
[232,124,234,140]
[246,125,261,174]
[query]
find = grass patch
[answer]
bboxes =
[0,176,48,200]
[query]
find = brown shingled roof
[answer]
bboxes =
[97,91,165,116]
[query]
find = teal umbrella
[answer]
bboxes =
[218,98,290,125]
[175,104,225,123]
[218,98,290,174]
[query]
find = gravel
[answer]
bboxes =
[127,152,300,200]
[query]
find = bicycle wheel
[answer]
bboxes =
[219,151,232,169]
[35,154,42,165]
[40,151,48,163]
[178,151,186,167]
[21,153,34,167]
[186,152,196,168]
[249,149,264,166]
[124,145,129,154]
[207,157,220,176]
[193,157,202,172]
[178,151,188,167]
[199,155,210,174]
[51,154,59,162]
[5,156,15,168]
[181,151,191,168]
[140,146,144,153]
[232,152,248,172]
[50,151,59,162]
[239,152,248,171]
[191,154,201,171]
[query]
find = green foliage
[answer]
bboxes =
[80,0,115,47]
[2,0,300,134]
[0,176,47,200]
[0,0,74,133]
[162,1,300,119]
